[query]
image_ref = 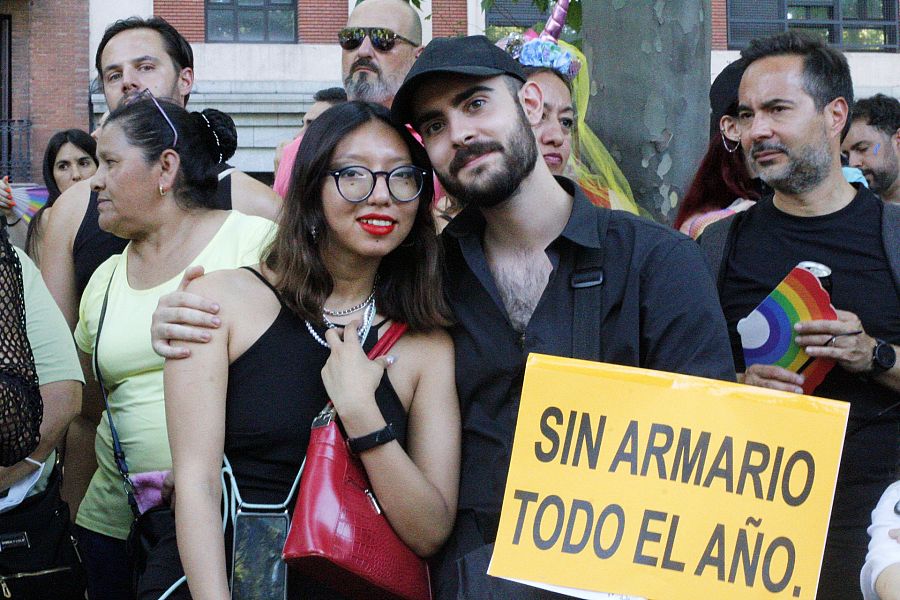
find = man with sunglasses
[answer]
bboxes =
[273,0,423,198]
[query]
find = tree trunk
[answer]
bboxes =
[584,0,711,223]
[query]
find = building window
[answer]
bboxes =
[206,0,297,43]
[728,0,899,51]
[485,0,550,42]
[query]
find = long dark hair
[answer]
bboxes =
[42,129,97,201]
[264,101,450,332]
[104,98,232,210]
[26,129,97,259]
[675,135,760,230]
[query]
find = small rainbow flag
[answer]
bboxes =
[9,185,49,224]
[737,266,837,395]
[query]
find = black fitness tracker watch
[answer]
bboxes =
[870,339,896,376]
[348,423,396,454]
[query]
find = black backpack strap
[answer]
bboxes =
[882,202,900,296]
[571,209,610,361]
[698,212,745,294]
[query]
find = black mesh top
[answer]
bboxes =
[0,223,42,466]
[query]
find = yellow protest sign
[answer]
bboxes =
[488,354,849,600]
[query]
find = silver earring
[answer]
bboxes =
[159,184,167,196]
[720,130,740,153]
[309,225,319,243]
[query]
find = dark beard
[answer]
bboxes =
[436,108,538,209]
[750,139,831,195]
[863,157,899,195]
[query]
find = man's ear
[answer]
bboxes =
[414,45,424,58]
[158,148,181,193]
[825,96,849,140]
[519,80,543,127]
[892,127,900,154]
[177,67,194,102]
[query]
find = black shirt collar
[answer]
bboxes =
[442,176,605,250]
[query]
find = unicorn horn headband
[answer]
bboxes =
[497,0,581,79]
[540,0,568,43]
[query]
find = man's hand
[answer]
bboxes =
[741,364,805,394]
[151,266,220,359]
[795,309,876,374]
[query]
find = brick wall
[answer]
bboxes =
[155,0,205,43]
[712,0,727,50]
[432,0,468,37]
[299,0,346,43]
[0,0,89,181]
[0,1,30,122]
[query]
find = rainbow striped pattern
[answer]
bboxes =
[10,185,49,224]
[737,266,837,395]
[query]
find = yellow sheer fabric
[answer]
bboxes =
[561,41,640,214]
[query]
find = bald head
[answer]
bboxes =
[350,0,422,44]
[342,0,423,106]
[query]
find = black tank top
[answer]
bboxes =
[72,164,235,295]
[224,267,408,506]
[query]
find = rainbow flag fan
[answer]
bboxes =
[9,185,49,224]
[737,266,837,395]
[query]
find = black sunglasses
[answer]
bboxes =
[338,27,418,52]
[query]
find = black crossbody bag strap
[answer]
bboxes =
[571,210,610,361]
[92,266,140,518]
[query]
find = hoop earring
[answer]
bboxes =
[159,184,167,196]
[720,130,740,154]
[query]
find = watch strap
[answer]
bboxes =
[348,423,396,454]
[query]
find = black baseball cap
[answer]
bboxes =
[709,58,747,138]
[391,35,526,126]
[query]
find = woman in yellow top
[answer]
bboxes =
[72,94,274,600]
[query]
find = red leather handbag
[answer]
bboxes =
[283,322,432,600]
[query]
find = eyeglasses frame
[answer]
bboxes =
[326,165,429,204]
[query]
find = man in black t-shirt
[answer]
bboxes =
[704,32,900,599]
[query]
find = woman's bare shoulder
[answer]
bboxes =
[183,265,275,311]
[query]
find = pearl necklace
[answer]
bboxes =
[306,298,376,349]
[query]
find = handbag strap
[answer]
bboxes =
[225,321,409,514]
[92,265,141,518]
[367,321,408,359]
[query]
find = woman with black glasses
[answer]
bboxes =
[162,101,459,599]
[72,95,275,600]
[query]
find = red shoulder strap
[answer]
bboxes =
[367,322,408,359]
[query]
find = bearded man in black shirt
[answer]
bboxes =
[700,32,900,600]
